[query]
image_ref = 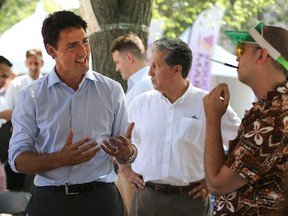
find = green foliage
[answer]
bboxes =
[0,0,287,39]
[153,0,286,38]
[0,0,38,35]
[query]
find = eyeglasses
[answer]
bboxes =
[236,43,262,57]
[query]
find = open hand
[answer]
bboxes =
[101,122,135,161]
[60,129,100,166]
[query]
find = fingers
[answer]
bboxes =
[102,134,133,160]
[77,141,99,154]
[188,182,202,196]
[202,189,209,200]
[131,175,145,192]
[121,166,145,192]
[65,129,74,145]
[110,122,134,147]
[60,144,99,167]
[188,187,209,200]
[125,122,135,139]
[81,146,101,161]
[61,130,100,166]
[100,140,119,157]
[213,83,229,101]
[65,129,96,151]
[188,179,209,200]
[133,174,145,190]
[204,83,230,117]
[115,135,128,145]
[222,85,230,106]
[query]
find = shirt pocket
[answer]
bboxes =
[178,117,204,144]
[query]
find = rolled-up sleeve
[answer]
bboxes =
[8,87,38,172]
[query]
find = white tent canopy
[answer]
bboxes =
[0,1,55,74]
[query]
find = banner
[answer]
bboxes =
[188,6,225,90]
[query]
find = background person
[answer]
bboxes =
[203,22,288,215]
[110,32,152,106]
[0,48,44,193]
[122,37,241,216]
[110,32,153,215]
[0,55,12,134]
[0,55,12,191]
[4,48,44,114]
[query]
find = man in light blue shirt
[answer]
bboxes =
[8,10,137,216]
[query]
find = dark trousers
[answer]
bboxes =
[0,121,12,163]
[0,122,25,191]
[0,121,32,192]
[28,183,124,216]
[130,186,211,216]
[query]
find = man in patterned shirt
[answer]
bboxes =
[203,22,288,215]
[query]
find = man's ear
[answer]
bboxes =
[46,44,56,59]
[174,64,183,77]
[125,52,134,63]
[257,49,269,64]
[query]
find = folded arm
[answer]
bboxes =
[203,83,247,195]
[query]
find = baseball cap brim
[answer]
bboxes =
[225,22,266,45]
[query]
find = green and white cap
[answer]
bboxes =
[226,22,288,70]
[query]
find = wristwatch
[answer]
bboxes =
[116,144,137,165]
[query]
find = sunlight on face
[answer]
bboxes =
[149,49,174,93]
[112,51,130,80]
[25,56,43,79]
[53,27,90,76]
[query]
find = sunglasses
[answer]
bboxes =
[236,43,262,57]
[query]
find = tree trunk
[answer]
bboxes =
[81,0,153,91]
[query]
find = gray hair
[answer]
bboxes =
[151,37,192,78]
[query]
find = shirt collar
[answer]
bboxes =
[27,73,43,81]
[127,66,150,91]
[47,68,97,88]
[160,80,193,104]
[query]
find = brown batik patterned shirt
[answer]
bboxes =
[213,81,288,216]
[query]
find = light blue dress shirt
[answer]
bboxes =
[126,66,152,106]
[8,69,129,186]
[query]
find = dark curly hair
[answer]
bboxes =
[41,10,87,50]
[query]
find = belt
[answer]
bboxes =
[145,181,199,194]
[36,182,112,195]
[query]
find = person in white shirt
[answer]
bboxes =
[0,55,12,191]
[110,32,152,106]
[0,49,44,192]
[122,37,241,216]
[0,56,12,128]
[5,48,44,111]
[0,49,44,122]
[110,33,153,215]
